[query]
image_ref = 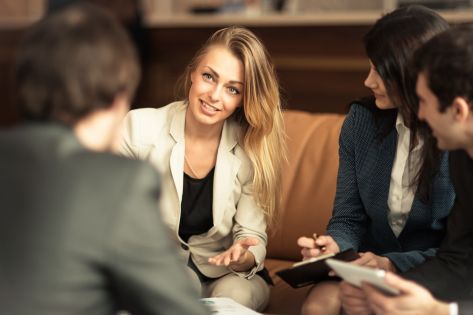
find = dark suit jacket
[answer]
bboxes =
[326,104,455,272]
[404,150,473,314]
[0,123,209,315]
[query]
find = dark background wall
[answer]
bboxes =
[0,24,371,127]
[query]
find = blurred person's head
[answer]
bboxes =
[415,25,473,155]
[16,3,140,151]
[176,26,285,225]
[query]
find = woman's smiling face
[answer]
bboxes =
[187,45,244,128]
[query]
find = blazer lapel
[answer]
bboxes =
[169,106,186,206]
[372,129,400,246]
[212,119,241,229]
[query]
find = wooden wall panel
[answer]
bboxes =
[0,25,372,126]
[134,25,371,114]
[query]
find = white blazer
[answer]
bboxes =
[120,101,267,279]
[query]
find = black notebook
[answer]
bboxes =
[276,249,359,288]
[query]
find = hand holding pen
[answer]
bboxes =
[297,233,340,260]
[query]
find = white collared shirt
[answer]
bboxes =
[387,113,423,237]
[449,303,459,315]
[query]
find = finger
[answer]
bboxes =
[231,246,242,263]
[314,235,332,246]
[301,247,321,258]
[297,236,317,248]
[340,282,365,298]
[208,255,220,265]
[384,272,420,294]
[340,285,373,315]
[223,253,232,266]
[362,283,391,313]
[352,252,373,266]
[214,256,225,266]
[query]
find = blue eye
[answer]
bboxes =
[203,73,213,81]
[228,87,240,95]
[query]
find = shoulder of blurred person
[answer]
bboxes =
[0,3,209,314]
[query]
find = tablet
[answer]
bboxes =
[325,259,400,296]
[275,249,359,288]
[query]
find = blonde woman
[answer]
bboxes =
[120,26,285,311]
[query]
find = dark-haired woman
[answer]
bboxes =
[297,6,455,315]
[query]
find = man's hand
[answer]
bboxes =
[340,281,374,315]
[363,272,450,315]
[352,252,397,272]
[208,237,258,272]
[297,234,340,259]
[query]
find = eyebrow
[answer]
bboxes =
[204,66,244,85]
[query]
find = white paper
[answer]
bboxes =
[200,297,262,315]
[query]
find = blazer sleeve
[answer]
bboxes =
[105,163,209,315]
[459,300,473,315]
[403,152,473,301]
[403,200,473,300]
[231,149,267,279]
[384,248,437,273]
[326,106,369,252]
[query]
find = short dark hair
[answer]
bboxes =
[16,3,140,125]
[415,24,473,112]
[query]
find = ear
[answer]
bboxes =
[451,97,471,123]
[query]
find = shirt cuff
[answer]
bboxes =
[449,302,458,315]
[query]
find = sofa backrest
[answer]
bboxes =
[267,110,345,261]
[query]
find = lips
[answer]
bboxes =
[200,100,221,112]
[373,92,385,99]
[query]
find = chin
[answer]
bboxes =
[436,140,457,151]
[374,99,393,110]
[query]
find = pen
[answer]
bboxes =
[313,233,327,252]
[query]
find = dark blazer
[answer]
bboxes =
[404,150,473,314]
[0,123,209,315]
[326,104,455,272]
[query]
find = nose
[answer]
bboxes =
[209,84,222,103]
[364,68,377,89]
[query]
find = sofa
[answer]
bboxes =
[264,110,346,315]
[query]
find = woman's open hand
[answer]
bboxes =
[208,237,258,271]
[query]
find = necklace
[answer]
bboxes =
[184,154,200,178]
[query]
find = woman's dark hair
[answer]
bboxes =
[16,3,141,125]
[360,5,449,202]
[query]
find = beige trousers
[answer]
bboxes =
[186,266,270,312]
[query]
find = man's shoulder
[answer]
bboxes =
[72,150,158,179]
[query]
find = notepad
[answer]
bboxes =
[276,249,359,288]
[292,252,336,268]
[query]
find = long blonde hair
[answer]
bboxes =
[176,26,286,227]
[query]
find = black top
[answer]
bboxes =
[179,168,215,242]
[404,150,473,306]
[179,166,273,285]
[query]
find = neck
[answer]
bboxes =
[185,107,223,142]
[73,111,116,152]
